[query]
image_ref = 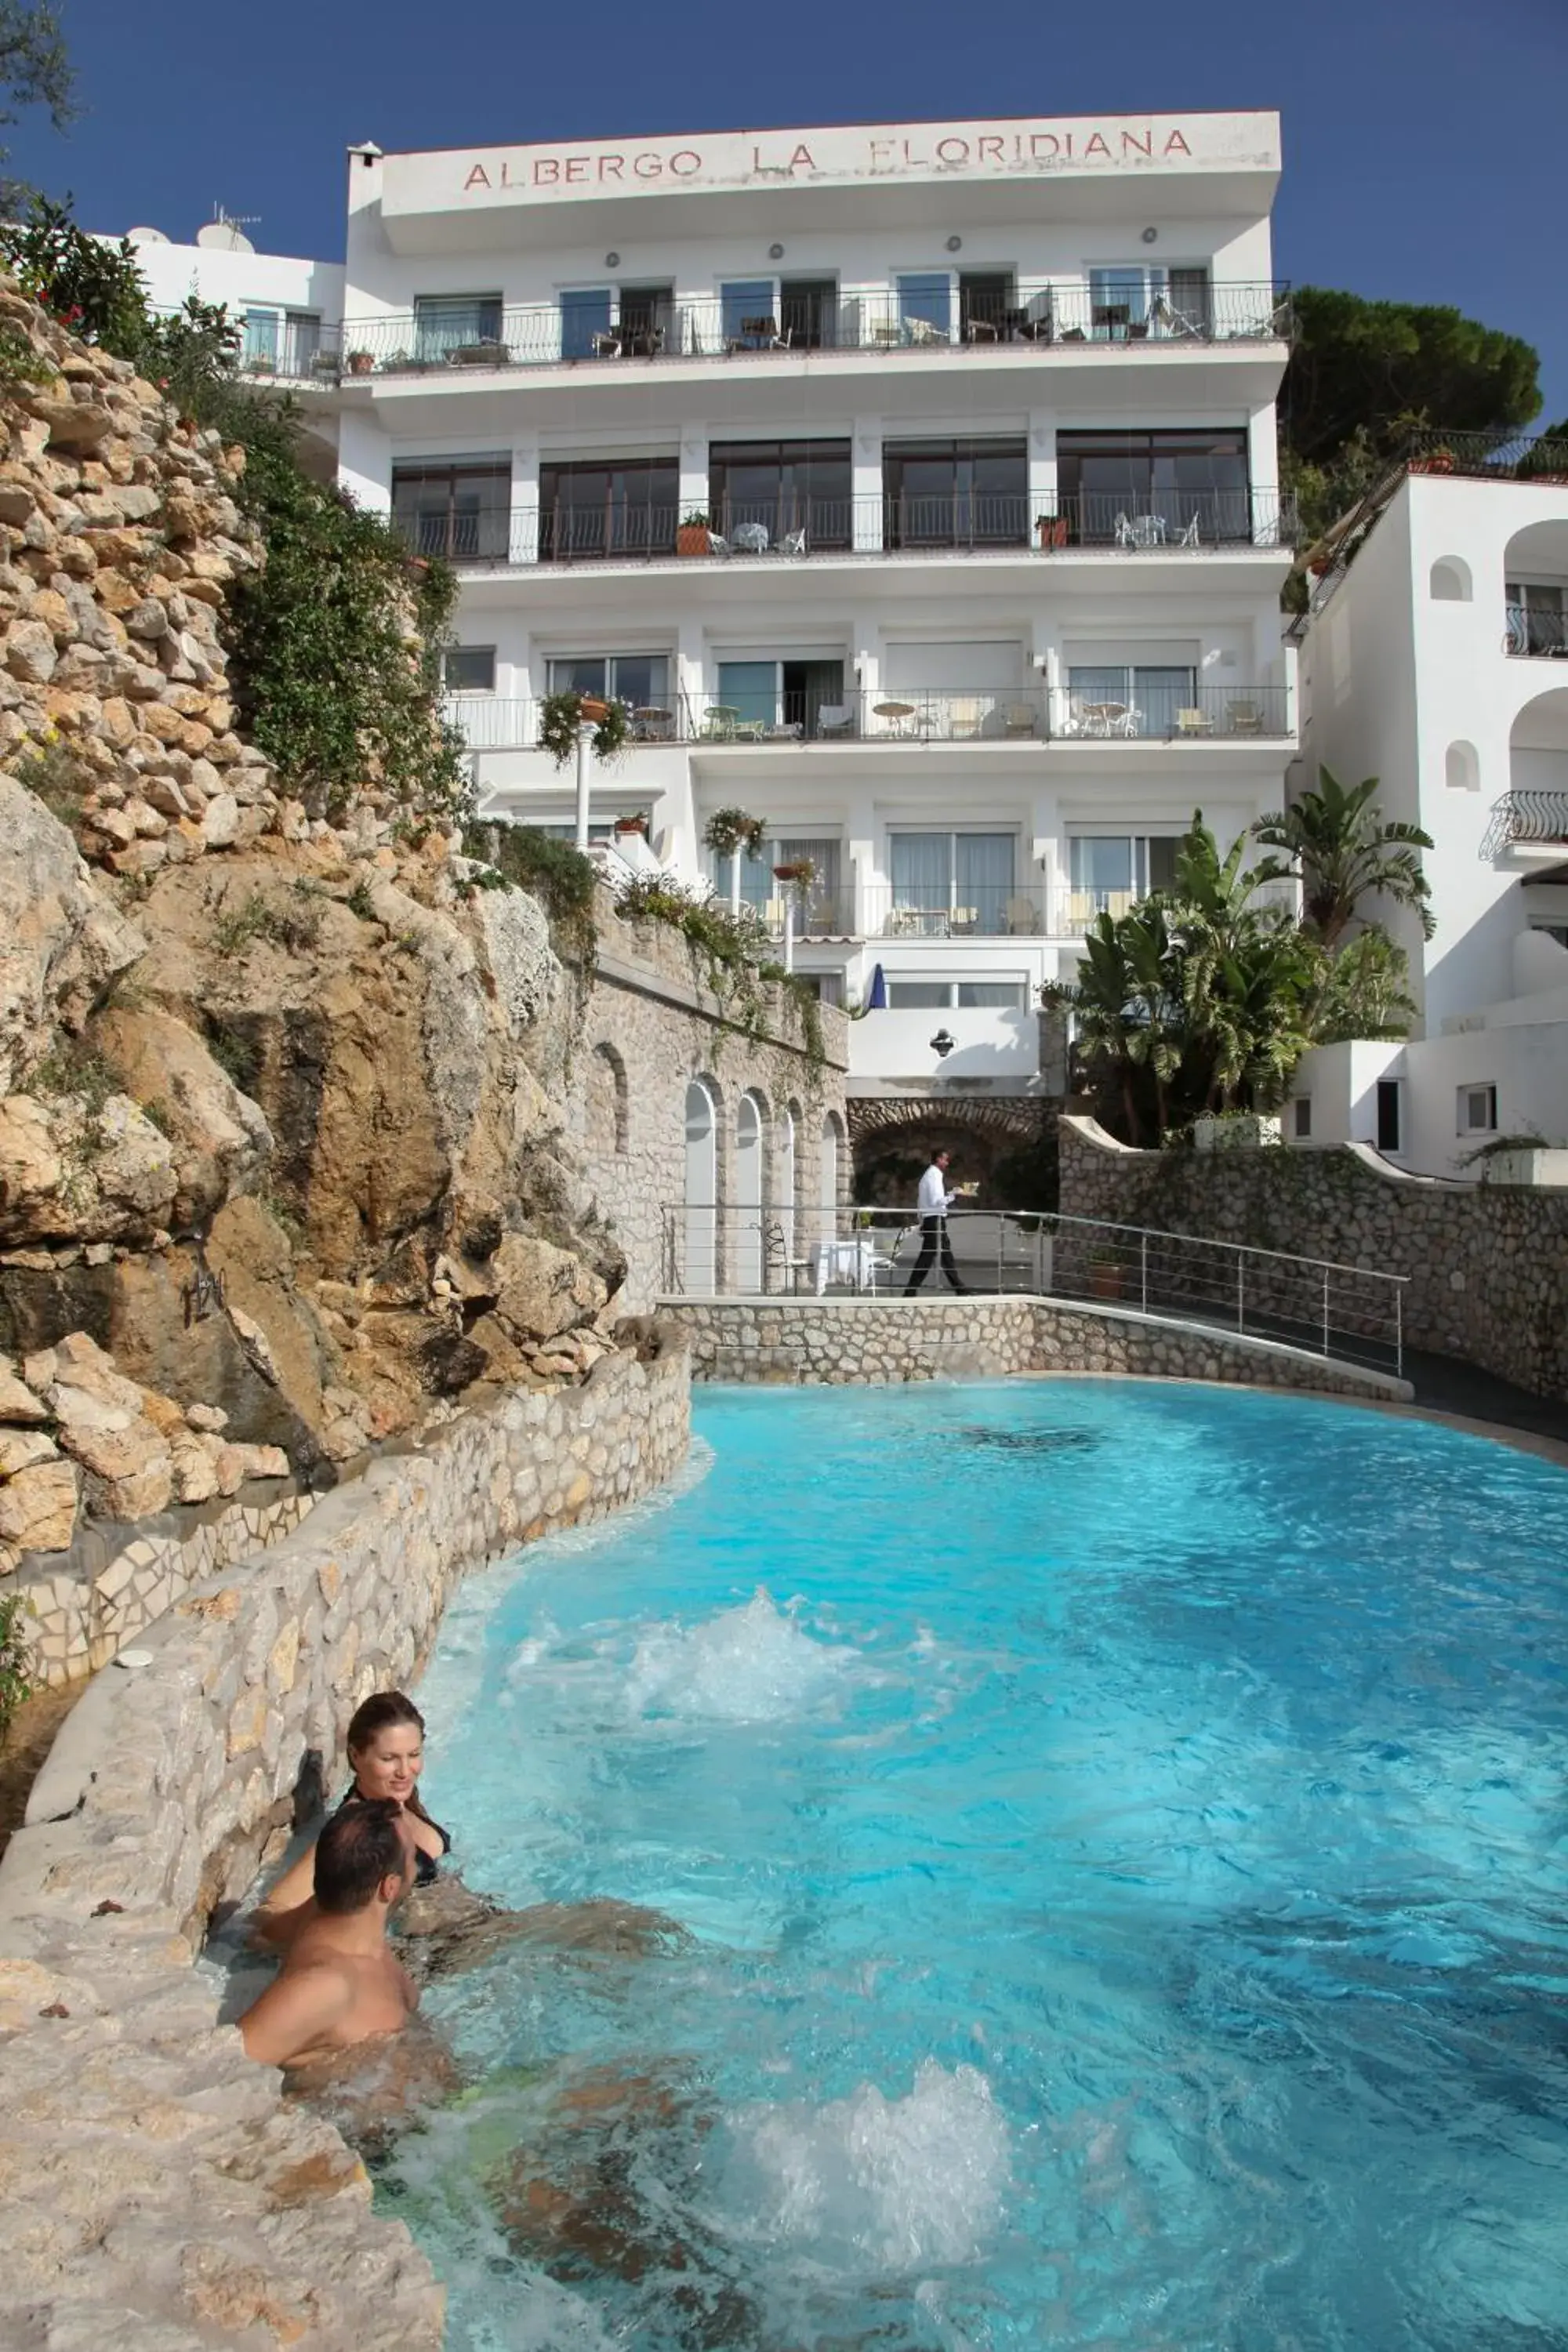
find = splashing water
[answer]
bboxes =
[626,1588,862,1722]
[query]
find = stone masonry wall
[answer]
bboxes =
[0,1338,689,2352]
[662,1295,1409,1400]
[1057,1114,1568,1403]
[572,894,850,1310]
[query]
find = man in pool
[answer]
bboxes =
[240,1799,419,2069]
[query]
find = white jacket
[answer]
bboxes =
[917,1165,956,1217]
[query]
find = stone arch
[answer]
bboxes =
[733,1089,769,1292]
[1505,687,1568,848]
[585,1039,630,1156]
[1428,556,1472,602]
[1444,739,1479,793]
[775,1101,799,1268]
[818,1108,846,1242]
[847,1096,1047,1207]
[683,1077,719,1294]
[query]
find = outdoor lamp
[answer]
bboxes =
[930,1029,956,1058]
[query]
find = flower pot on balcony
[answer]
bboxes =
[677,522,710,557]
[1410,453,1454,476]
[1036,514,1069,549]
[577,696,611,724]
[613,815,648,837]
[772,863,808,883]
[347,350,374,376]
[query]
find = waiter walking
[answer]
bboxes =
[904,1149,971,1296]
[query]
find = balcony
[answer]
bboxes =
[444,683,1291,754]
[418,491,1296,572]
[1504,604,1568,659]
[1482,790,1568,853]
[334,283,1290,379]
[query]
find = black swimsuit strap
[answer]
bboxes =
[336,1782,452,1854]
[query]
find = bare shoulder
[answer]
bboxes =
[239,1956,355,2067]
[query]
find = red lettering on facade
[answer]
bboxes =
[669,148,702,176]
[936,136,969,164]
[1029,132,1059,159]
[565,157,588,181]
[1163,129,1192,155]
[633,152,662,179]
[463,165,492,191]
[789,143,815,171]
[1084,132,1112,158]
[869,137,896,170]
[533,158,559,183]
[599,154,624,181]
[978,135,1004,164]
[1121,129,1153,157]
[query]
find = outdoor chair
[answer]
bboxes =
[816,703,855,737]
[1003,703,1038,737]
[1226,699,1265,735]
[701,706,739,740]
[1149,296,1204,339]
[1174,706,1214,738]
[776,527,807,557]
[947,695,984,739]
[949,906,979,933]
[1174,516,1202,548]
[705,531,732,558]
[905,315,946,346]
[1005,895,1041,934]
[731,314,792,352]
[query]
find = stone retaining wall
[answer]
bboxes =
[1056,1114,1568,1403]
[16,1478,318,1686]
[660,1295,1410,1400]
[0,1339,689,2352]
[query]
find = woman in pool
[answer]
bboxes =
[256,1690,685,1970]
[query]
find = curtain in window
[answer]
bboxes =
[890,833,952,913]
[243,310,279,368]
[716,662,776,730]
[414,296,503,364]
[954,833,1014,931]
[559,290,612,359]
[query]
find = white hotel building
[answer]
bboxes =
[122,113,1299,1122]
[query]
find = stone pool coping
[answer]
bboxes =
[659,1293,1415,1403]
[0,1341,690,2352]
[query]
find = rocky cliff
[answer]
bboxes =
[0,286,626,1586]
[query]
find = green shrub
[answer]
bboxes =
[460,822,597,970]
[0,1595,32,1748]
[210,887,321,957]
[26,1040,122,1115]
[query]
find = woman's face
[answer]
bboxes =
[350,1724,423,1804]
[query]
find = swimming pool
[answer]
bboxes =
[382,1380,1568,2350]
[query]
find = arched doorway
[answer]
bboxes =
[684,1080,717,1294]
[735,1093,764,1290]
[775,1105,797,1276]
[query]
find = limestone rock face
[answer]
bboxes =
[0,775,143,1094]
[0,1088,177,1246]
[0,1452,77,1548]
[488,1232,609,1343]
[36,1329,173,1519]
[89,1003,271,1225]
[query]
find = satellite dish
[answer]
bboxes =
[127,225,169,245]
[196,220,254,252]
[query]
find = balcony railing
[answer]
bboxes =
[335,283,1290,379]
[1052,683,1290,739]
[1404,427,1568,484]
[687,687,1050,743]
[411,492,1296,571]
[1504,604,1568,659]
[1481,789,1568,854]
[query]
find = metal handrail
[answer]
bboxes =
[1480,789,1568,855]
[659,1201,1406,1377]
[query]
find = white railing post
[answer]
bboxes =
[1140,1232,1149,1315]
[1236,1250,1245,1333]
[1322,1266,1330,1358]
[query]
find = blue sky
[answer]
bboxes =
[12,0,1566,423]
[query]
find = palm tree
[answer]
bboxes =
[1253,767,1434,946]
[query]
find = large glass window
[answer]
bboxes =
[391,459,512,562]
[1066,663,1196,738]
[889,832,1014,934]
[546,654,670,711]
[559,289,612,359]
[884,439,1028,549]
[720,280,777,347]
[1055,429,1250,544]
[779,277,838,349]
[1088,264,1211,339]
[412,293,503,365]
[538,459,677,562]
[958,272,1015,340]
[708,441,851,549]
[710,657,846,737]
[1506,580,1568,655]
[897,273,953,342]
[443,645,496,692]
[713,837,843,931]
[1068,833,1181,913]
[885,978,1028,1008]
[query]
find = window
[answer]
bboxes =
[443,645,496,692]
[1375,1079,1402,1155]
[1087,264,1210,339]
[1068,835,1181,909]
[889,832,1014,934]
[780,278,839,348]
[958,271,1014,339]
[1293,1097,1312,1140]
[560,289,612,359]
[1056,429,1250,544]
[714,834,842,918]
[242,308,321,376]
[897,273,953,340]
[546,653,670,710]
[884,979,1027,1009]
[561,284,674,358]
[1067,663,1196,739]
[720,279,777,347]
[708,441,851,547]
[883,438,1028,547]
[1457,1083,1497,1136]
[532,817,649,844]
[413,293,503,363]
[537,459,677,562]
[792,972,844,1006]
[712,658,845,736]
[390,459,512,562]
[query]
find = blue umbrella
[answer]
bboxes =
[866,963,888,1010]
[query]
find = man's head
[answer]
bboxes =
[314,1798,416,1918]
[931,1151,950,1172]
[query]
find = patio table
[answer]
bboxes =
[731,521,771,554]
[873,699,916,735]
[810,1237,879,1294]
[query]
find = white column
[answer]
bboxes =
[853,417,883,551]
[676,612,706,744]
[1028,409,1058,543]
[680,430,709,528]
[510,433,539,566]
[574,724,592,851]
[1247,406,1280,544]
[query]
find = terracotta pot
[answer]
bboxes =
[1036,514,1069,548]
[347,352,374,376]
[677,524,710,557]
[578,696,611,724]
[613,818,647,837]
[1088,1261,1123,1301]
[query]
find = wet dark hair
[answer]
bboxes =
[314,1798,406,1915]
[345,1691,424,1757]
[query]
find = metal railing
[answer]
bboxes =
[1480,789,1568,855]
[408,492,1297,571]
[1504,604,1568,659]
[1052,682,1290,739]
[335,283,1290,378]
[1403,426,1568,482]
[659,1203,1404,1377]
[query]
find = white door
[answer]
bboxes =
[735,1095,764,1291]
[684,1081,717,1294]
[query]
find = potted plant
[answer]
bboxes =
[1410,447,1455,476]
[1036,513,1069,548]
[1087,1243,1123,1301]
[703,809,768,912]
[347,349,374,376]
[772,855,818,898]
[677,510,712,557]
[612,811,649,838]
[538,689,628,766]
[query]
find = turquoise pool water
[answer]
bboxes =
[381,1381,1568,2350]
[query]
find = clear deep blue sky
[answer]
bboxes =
[12,0,1566,422]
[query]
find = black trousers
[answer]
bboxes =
[904,1214,964,1294]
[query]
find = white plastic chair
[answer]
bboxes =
[777,527,806,557]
